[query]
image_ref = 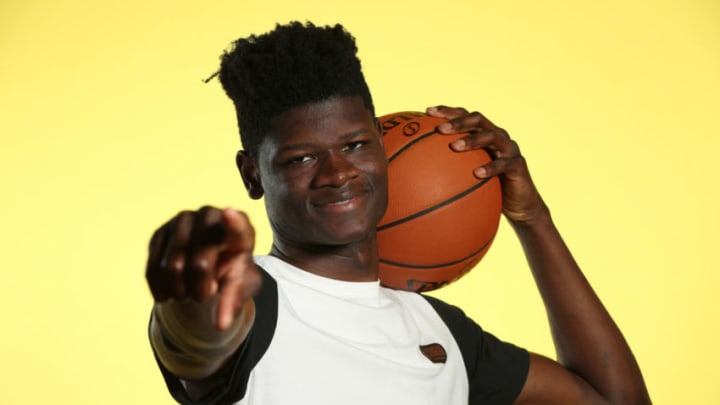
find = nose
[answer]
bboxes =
[312,151,359,188]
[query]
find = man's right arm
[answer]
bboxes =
[145,207,262,399]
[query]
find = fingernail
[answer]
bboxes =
[426,106,438,114]
[218,313,230,330]
[474,167,488,178]
[439,122,452,133]
[451,139,467,150]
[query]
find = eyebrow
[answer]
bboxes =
[338,128,370,141]
[276,128,370,153]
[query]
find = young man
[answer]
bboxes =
[146,22,650,404]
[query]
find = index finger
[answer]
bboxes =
[221,208,255,254]
[426,106,497,134]
[426,105,469,121]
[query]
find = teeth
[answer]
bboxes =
[328,198,351,205]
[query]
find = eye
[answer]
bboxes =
[342,141,367,152]
[284,154,314,166]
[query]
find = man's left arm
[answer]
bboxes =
[427,106,651,405]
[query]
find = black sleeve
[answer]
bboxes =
[423,295,530,405]
[150,266,278,405]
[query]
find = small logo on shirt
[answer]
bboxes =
[419,343,447,364]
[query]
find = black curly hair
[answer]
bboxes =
[217,21,375,157]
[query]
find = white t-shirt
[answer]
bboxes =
[153,255,529,405]
[237,255,468,404]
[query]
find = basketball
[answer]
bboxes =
[376,111,503,292]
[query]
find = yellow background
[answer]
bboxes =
[1,0,718,403]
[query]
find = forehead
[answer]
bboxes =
[260,96,375,152]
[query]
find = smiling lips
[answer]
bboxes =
[313,190,367,211]
[326,197,354,206]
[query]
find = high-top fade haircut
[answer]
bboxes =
[218,21,375,158]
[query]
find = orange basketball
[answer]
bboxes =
[377,111,502,292]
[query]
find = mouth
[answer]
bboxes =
[326,197,353,206]
[313,191,365,211]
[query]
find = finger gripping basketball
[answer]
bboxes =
[377,111,502,292]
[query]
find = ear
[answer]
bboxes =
[236,151,264,200]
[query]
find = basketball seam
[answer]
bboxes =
[387,129,439,163]
[378,236,494,269]
[377,177,493,231]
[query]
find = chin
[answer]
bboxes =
[318,223,376,246]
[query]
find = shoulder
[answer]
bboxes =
[420,294,531,405]
[421,294,470,323]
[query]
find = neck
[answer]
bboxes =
[269,238,379,282]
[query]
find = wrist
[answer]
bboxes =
[506,201,553,231]
[150,296,254,380]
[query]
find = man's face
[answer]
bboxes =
[253,96,388,249]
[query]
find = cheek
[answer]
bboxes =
[263,176,309,218]
[264,191,304,235]
[366,156,388,188]
[261,176,293,216]
[357,147,388,174]
[361,157,389,212]
[260,170,297,199]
